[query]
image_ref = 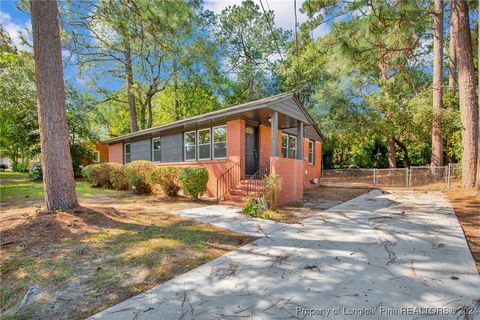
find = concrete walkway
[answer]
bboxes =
[176,205,288,237]
[89,190,480,320]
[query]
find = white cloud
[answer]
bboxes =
[0,11,32,52]
[204,0,330,38]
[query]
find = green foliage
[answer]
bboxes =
[82,163,121,188]
[263,174,282,211]
[109,166,129,191]
[29,162,42,181]
[215,0,289,104]
[148,167,180,197]
[178,166,208,199]
[0,51,39,167]
[125,161,156,194]
[70,144,95,178]
[242,195,269,219]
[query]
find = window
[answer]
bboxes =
[281,133,297,159]
[281,133,289,158]
[289,135,297,159]
[213,126,227,159]
[124,143,131,164]
[93,151,100,162]
[184,131,196,161]
[308,140,315,164]
[197,128,211,160]
[152,137,161,162]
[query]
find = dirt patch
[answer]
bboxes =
[448,189,480,272]
[0,194,254,320]
[268,186,370,223]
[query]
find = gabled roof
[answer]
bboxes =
[104,92,324,144]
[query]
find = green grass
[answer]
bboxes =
[0,172,120,203]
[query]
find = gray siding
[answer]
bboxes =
[130,139,151,161]
[270,100,309,123]
[160,133,183,162]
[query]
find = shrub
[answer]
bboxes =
[263,174,283,211]
[242,196,270,219]
[125,161,155,194]
[29,162,43,181]
[110,166,129,190]
[82,162,120,188]
[71,144,94,177]
[148,167,180,197]
[178,166,208,199]
[0,164,7,171]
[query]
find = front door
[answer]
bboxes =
[245,126,259,176]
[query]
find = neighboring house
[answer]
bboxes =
[79,143,109,166]
[93,143,109,163]
[104,92,324,205]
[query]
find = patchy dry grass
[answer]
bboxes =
[266,186,370,224]
[448,189,480,272]
[0,191,254,319]
[0,172,121,207]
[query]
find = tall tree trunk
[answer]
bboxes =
[431,0,444,167]
[394,138,410,168]
[172,59,180,121]
[387,137,397,168]
[147,97,153,128]
[124,43,139,133]
[379,61,397,168]
[476,1,480,193]
[30,0,77,210]
[452,0,479,188]
[448,15,457,92]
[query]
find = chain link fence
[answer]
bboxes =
[321,163,462,191]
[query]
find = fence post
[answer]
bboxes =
[447,163,451,190]
[405,168,409,188]
[373,168,376,187]
[407,168,412,188]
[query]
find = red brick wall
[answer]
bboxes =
[227,119,246,177]
[109,143,123,164]
[258,124,271,166]
[303,139,322,189]
[270,157,304,205]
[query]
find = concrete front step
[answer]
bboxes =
[239,179,263,184]
[235,184,263,192]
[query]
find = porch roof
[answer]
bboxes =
[103,92,324,144]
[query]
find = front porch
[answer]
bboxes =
[217,108,317,206]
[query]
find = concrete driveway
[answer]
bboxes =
[90,190,480,320]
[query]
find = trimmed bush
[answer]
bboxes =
[0,164,8,171]
[178,166,208,199]
[125,161,155,194]
[148,167,180,197]
[82,162,120,188]
[110,165,129,190]
[29,162,43,181]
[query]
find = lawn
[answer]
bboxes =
[0,172,120,204]
[0,173,254,319]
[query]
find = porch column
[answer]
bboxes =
[270,111,279,157]
[297,121,304,160]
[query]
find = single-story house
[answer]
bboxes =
[104,92,324,205]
